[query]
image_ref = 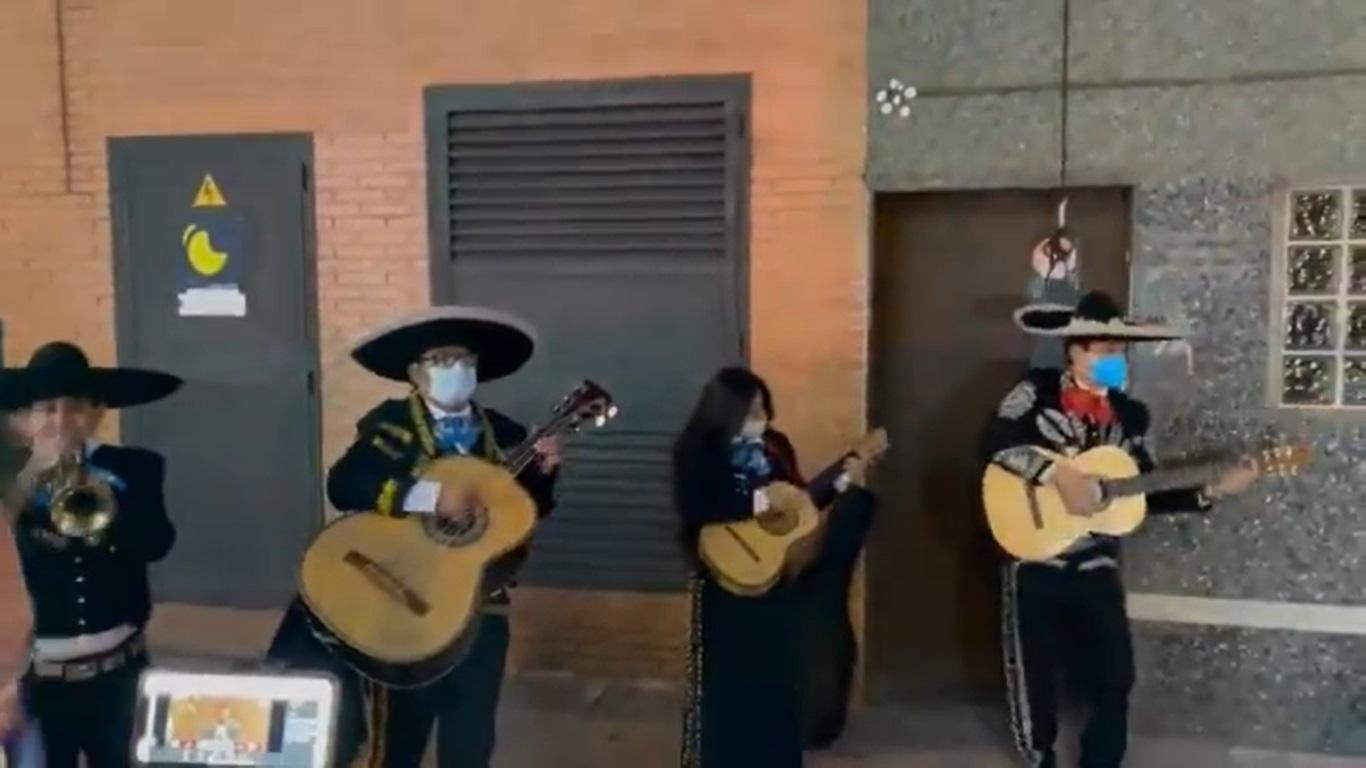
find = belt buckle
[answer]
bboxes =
[65,661,99,682]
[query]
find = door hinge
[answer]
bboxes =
[306,370,317,396]
[301,164,310,191]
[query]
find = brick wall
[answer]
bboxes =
[0,0,868,682]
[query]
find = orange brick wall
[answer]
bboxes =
[0,0,868,681]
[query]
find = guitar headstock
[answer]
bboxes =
[551,380,618,434]
[1248,443,1312,478]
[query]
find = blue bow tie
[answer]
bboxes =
[729,438,772,482]
[433,413,481,456]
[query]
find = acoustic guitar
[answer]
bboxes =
[982,443,1311,561]
[699,429,888,596]
[299,381,616,687]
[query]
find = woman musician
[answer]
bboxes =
[674,367,876,768]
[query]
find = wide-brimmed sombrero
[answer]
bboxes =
[0,342,182,409]
[1014,291,1185,341]
[351,305,537,382]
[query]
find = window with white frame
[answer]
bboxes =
[1280,187,1366,406]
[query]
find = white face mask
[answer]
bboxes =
[426,361,477,408]
[739,418,767,440]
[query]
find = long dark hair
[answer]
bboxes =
[672,368,776,559]
[674,367,773,457]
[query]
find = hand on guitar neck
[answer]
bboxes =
[1206,463,1258,499]
[1050,455,1261,519]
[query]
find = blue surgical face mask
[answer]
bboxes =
[427,361,477,408]
[1090,354,1128,391]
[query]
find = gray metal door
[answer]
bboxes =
[425,77,750,591]
[108,134,321,609]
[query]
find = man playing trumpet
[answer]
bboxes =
[0,341,180,767]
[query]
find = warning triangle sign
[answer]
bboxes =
[193,174,228,208]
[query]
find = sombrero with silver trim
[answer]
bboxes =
[1014,291,1185,341]
[0,341,182,410]
[351,305,537,382]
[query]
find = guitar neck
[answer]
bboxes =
[1101,460,1228,499]
[809,455,853,493]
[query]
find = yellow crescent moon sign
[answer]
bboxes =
[181,224,229,277]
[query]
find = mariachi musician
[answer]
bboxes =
[0,341,180,768]
[269,306,560,768]
[980,293,1257,768]
[674,367,879,768]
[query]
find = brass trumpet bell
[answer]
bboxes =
[44,453,117,539]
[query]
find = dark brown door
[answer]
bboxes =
[865,188,1131,704]
[108,134,322,609]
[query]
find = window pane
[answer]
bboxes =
[1347,247,1366,295]
[1353,189,1366,239]
[1345,358,1366,405]
[1284,302,1337,350]
[1349,303,1366,351]
[1290,190,1342,241]
[1282,356,1335,405]
[1287,245,1338,294]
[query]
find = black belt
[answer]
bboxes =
[29,632,144,682]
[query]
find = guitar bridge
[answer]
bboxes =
[343,550,431,616]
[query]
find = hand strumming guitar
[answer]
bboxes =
[755,484,804,535]
[1049,462,1104,517]
[435,484,483,527]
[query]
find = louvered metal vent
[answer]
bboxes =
[442,103,729,261]
[426,77,749,592]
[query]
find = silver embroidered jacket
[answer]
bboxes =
[979,368,1211,558]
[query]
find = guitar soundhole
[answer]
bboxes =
[422,506,490,547]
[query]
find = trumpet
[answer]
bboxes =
[40,451,117,539]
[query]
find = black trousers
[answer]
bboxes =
[1001,560,1135,768]
[24,654,146,768]
[268,600,510,768]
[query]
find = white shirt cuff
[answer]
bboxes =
[403,481,441,514]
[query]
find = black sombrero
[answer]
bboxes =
[1014,291,1185,341]
[0,342,182,410]
[351,306,537,383]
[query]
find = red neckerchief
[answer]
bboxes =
[1061,381,1114,426]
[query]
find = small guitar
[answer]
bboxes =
[699,429,889,597]
[299,381,617,687]
[982,443,1311,561]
